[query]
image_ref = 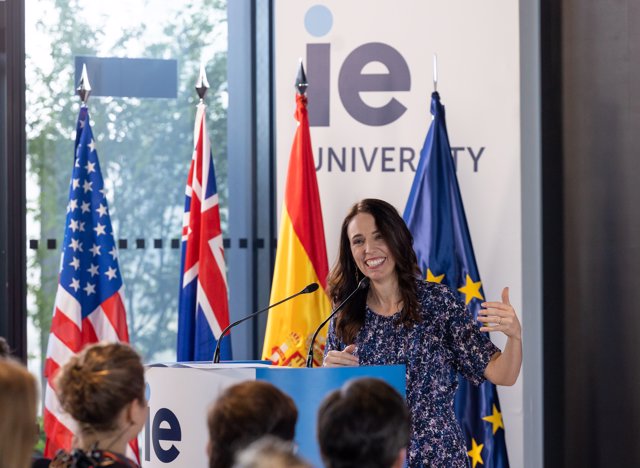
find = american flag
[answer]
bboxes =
[43,106,137,461]
[176,102,231,362]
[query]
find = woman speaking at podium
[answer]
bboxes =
[323,199,522,468]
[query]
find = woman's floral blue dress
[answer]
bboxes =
[325,280,499,468]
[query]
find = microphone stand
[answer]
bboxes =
[212,283,318,363]
[305,277,369,368]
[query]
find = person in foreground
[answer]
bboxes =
[233,436,311,468]
[0,358,39,468]
[48,342,146,468]
[207,381,298,468]
[0,336,11,357]
[317,377,410,468]
[323,199,522,468]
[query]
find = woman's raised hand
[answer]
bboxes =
[478,287,522,340]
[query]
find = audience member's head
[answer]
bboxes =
[233,436,311,468]
[0,358,38,468]
[55,342,146,454]
[0,336,11,358]
[207,381,298,468]
[317,377,410,468]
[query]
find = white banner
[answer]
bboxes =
[274,0,523,465]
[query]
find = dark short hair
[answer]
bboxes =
[317,377,410,468]
[327,198,421,343]
[208,381,298,468]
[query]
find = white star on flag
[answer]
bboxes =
[94,223,106,236]
[109,246,118,260]
[87,264,99,277]
[69,219,79,232]
[83,282,96,296]
[96,204,108,217]
[69,257,80,270]
[90,244,101,256]
[81,201,91,213]
[88,139,96,152]
[83,180,93,193]
[105,266,118,280]
[85,161,96,174]
[72,178,80,189]
[69,278,80,291]
[69,238,83,252]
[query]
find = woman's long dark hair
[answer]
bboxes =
[327,199,421,343]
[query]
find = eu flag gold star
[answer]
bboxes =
[458,274,484,305]
[467,438,484,468]
[482,404,505,434]
[426,268,445,283]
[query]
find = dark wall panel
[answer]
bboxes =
[0,0,26,360]
[562,0,640,465]
[540,0,564,465]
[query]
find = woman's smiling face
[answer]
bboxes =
[347,212,397,283]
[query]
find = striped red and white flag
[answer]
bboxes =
[43,106,138,462]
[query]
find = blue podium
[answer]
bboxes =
[141,363,405,468]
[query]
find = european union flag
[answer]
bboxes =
[403,92,510,468]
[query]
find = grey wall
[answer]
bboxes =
[520,0,543,466]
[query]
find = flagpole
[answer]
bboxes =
[433,54,438,92]
[177,61,232,361]
[45,61,138,461]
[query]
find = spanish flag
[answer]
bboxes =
[262,66,331,367]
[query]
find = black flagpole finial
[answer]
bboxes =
[295,59,308,95]
[76,63,92,105]
[196,62,210,101]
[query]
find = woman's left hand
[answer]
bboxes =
[477,287,521,340]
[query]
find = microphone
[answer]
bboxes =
[305,276,370,368]
[212,282,319,363]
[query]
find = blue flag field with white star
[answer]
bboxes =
[403,92,510,468]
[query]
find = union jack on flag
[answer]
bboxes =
[177,102,231,362]
[43,106,138,462]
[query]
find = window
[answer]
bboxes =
[25,0,229,376]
